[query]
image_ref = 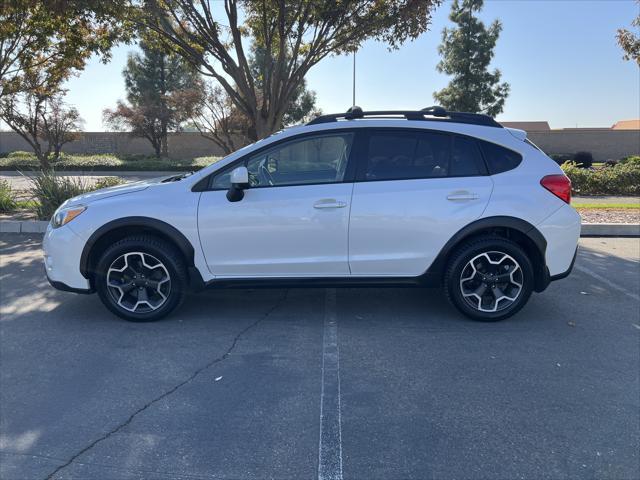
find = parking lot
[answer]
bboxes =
[1,233,638,480]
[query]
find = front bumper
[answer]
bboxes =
[43,223,93,292]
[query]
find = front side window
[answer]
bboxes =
[211,133,354,189]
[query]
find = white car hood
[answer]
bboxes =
[62,176,173,207]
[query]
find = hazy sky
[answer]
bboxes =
[61,0,639,131]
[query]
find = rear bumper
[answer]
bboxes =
[550,246,577,282]
[537,204,581,277]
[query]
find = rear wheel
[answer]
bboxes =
[95,235,188,322]
[444,237,534,321]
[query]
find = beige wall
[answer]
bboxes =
[528,129,640,161]
[0,131,228,159]
[1,129,639,162]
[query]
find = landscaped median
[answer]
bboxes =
[0,152,221,172]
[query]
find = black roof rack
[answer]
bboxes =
[307,106,502,128]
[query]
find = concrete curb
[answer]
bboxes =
[0,220,49,233]
[1,220,639,237]
[580,223,640,237]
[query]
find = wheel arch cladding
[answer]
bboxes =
[80,217,196,283]
[426,216,550,292]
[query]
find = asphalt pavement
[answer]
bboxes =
[0,234,638,480]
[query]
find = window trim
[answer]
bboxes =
[200,129,359,192]
[354,127,489,183]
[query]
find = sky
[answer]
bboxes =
[60,0,640,131]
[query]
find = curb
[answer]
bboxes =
[580,223,640,237]
[1,221,639,237]
[0,220,49,233]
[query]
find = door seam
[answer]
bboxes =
[346,183,356,275]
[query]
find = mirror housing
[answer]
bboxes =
[226,166,249,202]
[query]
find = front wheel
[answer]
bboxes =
[95,235,188,322]
[444,237,534,321]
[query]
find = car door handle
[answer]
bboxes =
[314,200,347,209]
[447,192,479,201]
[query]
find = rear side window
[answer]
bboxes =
[365,133,417,180]
[451,136,484,176]
[363,131,461,180]
[479,141,523,174]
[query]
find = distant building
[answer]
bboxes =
[501,121,550,131]
[611,119,640,130]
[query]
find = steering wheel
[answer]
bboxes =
[259,158,275,186]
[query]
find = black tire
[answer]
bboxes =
[444,236,534,321]
[95,235,188,322]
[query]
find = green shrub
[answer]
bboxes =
[93,177,124,190]
[7,151,36,159]
[573,151,594,169]
[0,179,17,212]
[0,152,220,171]
[619,155,640,166]
[27,170,90,220]
[562,160,640,195]
[550,154,573,166]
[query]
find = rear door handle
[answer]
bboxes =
[314,199,347,209]
[447,192,479,201]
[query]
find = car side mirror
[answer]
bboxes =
[226,166,249,202]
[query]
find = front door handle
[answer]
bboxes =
[314,199,347,209]
[447,191,479,201]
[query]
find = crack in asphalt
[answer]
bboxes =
[43,290,289,480]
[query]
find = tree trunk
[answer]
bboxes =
[36,147,51,170]
[161,121,168,157]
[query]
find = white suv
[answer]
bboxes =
[43,107,580,322]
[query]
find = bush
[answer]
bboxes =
[619,155,640,166]
[0,152,220,171]
[0,179,17,212]
[27,170,90,220]
[550,154,573,166]
[573,151,593,169]
[93,177,125,190]
[562,160,640,195]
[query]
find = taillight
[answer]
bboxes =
[540,174,571,204]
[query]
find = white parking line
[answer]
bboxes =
[318,288,343,480]
[575,264,640,302]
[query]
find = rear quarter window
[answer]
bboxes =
[479,141,523,174]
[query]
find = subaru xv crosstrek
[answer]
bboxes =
[43,107,580,322]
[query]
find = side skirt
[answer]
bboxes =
[204,273,442,290]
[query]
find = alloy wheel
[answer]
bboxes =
[106,252,171,313]
[459,251,523,313]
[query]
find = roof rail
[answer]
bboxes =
[307,106,502,128]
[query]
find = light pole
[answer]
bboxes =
[352,51,356,106]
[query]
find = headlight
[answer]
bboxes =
[51,205,87,228]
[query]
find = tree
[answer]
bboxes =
[0,1,132,168]
[0,72,53,168]
[433,0,509,116]
[142,0,441,142]
[192,46,322,154]
[42,96,84,160]
[103,39,203,158]
[0,1,133,99]
[617,1,640,66]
